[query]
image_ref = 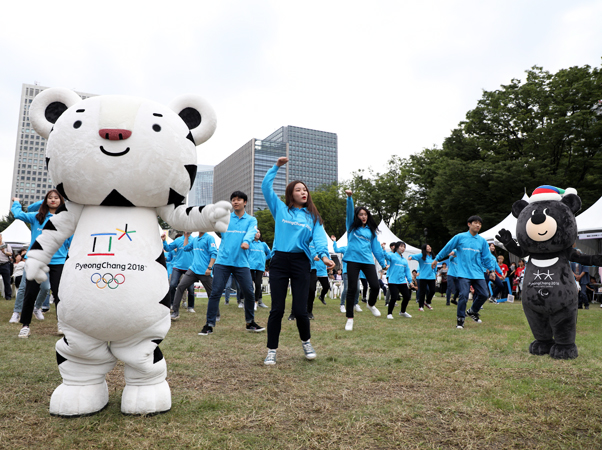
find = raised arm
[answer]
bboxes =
[345,190,354,231]
[495,228,529,259]
[569,248,602,267]
[261,158,287,215]
[156,202,231,234]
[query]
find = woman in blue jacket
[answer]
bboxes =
[249,229,271,309]
[12,190,71,338]
[261,157,334,365]
[342,190,388,331]
[384,241,416,319]
[408,244,437,311]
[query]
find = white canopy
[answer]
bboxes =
[576,194,602,235]
[331,220,420,262]
[1,220,32,245]
[480,193,530,245]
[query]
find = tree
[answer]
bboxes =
[310,182,346,238]
[254,209,275,248]
[0,212,15,233]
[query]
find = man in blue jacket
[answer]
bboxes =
[199,191,264,335]
[431,216,501,329]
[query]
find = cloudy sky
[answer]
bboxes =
[1,0,600,214]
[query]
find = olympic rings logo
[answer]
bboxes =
[91,272,126,289]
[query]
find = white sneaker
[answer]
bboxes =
[367,305,381,317]
[238,303,244,309]
[9,312,20,323]
[354,304,362,312]
[254,303,258,311]
[264,350,276,365]
[33,308,45,321]
[345,318,353,331]
[18,326,30,338]
[187,307,196,313]
[340,305,346,313]
[399,312,412,318]
[387,314,394,319]
[302,341,317,360]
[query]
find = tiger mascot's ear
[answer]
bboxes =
[29,88,82,139]
[170,95,217,146]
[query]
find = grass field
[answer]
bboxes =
[1,292,601,450]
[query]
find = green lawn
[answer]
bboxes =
[1,293,601,449]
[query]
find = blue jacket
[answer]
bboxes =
[315,258,328,277]
[214,211,257,268]
[434,231,501,279]
[163,235,194,271]
[11,200,71,265]
[343,196,386,268]
[408,254,437,280]
[384,252,413,284]
[248,240,271,271]
[165,251,174,278]
[182,233,218,274]
[262,164,329,261]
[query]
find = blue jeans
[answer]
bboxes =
[446,275,460,304]
[206,265,255,327]
[169,268,194,308]
[13,268,50,313]
[340,272,360,306]
[455,277,489,319]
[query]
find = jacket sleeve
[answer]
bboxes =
[261,165,282,216]
[346,196,355,232]
[371,236,387,267]
[11,201,37,225]
[312,223,330,259]
[434,236,458,262]
[243,217,258,245]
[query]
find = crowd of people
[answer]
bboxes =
[3,158,601,364]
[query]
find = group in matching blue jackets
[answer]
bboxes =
[261,157,334,365]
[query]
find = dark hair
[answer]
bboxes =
[392,241,406,254]
[349,206,378,237]
[36,189,65,224]
[467,215,483,224]
[285,180,323,225]
[230,191,248,202]
[255,228,262,240]
[420,243,433,261]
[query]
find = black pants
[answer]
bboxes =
[388,283,411,315]
[173,270,213,315]
[360,278,368,299]
[251,269,264,301]
[307,273,331,314]
[346,262,380,318]
[267,252,311,349]
[417,279,436,308]
[21,264,63,326]
[0,262,12,300]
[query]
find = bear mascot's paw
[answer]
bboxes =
[549,343,578,360]
[529,339,555,356]
[121,380,171,415]
[49,382,109,417]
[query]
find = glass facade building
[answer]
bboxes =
[10,83,96,206]
[264,125,338,191]
[188,164,214,207]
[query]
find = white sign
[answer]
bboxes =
[579,232,602,240]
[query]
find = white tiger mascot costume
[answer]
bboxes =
[26,88,231,417]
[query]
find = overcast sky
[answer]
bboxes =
[1,0,601,214]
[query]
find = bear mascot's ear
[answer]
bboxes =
[561,193,581,214]
[29,87,82,139]
[170,95,217,146]
[511,199,528,218]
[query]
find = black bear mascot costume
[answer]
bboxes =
[496,186,602,360]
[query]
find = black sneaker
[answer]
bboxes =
[288,313,295,321]
[456,317,464,329]
[320,296,326,305]
[451,299,458,305]
[246,321,265,332]
[466,309,482,323]
[308,313,314,320]
[198,325,213,335]
[361,298,367,303]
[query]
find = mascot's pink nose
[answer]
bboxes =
[99,129,132,140]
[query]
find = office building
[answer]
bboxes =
[10,83,96,206]
[263,125,338,191]
[188,164,214,207]
[213,125,338,214]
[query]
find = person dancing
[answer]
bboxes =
[261,157,334,365]
[408,244,437,311]
[249,229,271,309]
[12,191,71,337]
[384,241,416,319]
[342,190,387,331]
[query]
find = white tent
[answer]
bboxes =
[480,193,530,245]
[576,195,602,237]
[1,220,32,246]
